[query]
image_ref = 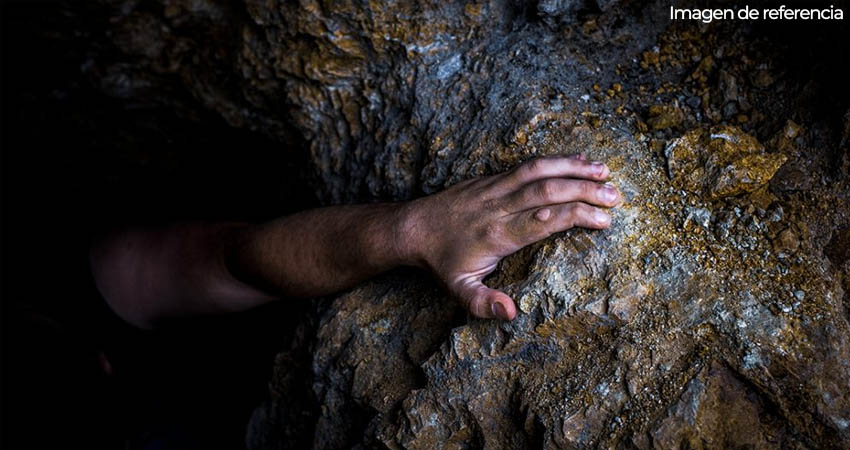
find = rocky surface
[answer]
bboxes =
[664,125,787,199]
[84,0,850,448]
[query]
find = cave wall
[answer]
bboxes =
[82,0,850,448]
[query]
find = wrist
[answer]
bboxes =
[392,198,431,269]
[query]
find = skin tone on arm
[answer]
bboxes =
[90,155,621,329]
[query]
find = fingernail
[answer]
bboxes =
[602,185,619,202]
[590,161,606,175]
[491,302,508,320]
[594,209,611,224]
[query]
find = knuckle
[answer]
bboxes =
[469,298,484,317]
[564,203,583,227]
[580,180,595,197]
[461,287,485,317]
[521,158,545,177]
[537,179,559,201]
[528,158,546,172]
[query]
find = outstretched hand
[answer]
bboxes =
[92,154,620,329]
[401,155,621,321]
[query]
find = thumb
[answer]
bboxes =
[453,278,517,320]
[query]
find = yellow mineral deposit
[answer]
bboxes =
[665,126,787,199]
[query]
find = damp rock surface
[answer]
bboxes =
[84,0,850,448]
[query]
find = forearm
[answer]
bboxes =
[91,203,420,328]
[91,222,278,329]
[91,155,618,328]
[227,202,421,298]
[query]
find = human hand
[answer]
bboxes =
[400,155,621,320]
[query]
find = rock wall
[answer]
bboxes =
[85,0,850,448]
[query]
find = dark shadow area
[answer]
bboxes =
[3,0,849,448]
[1,1,319,448]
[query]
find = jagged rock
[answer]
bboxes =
[775,228,800,254]
[537,0,585,24]
[647,104,684,130]
[650,361,803,450]
[81,0,850,448]
[308,273,463,449]
[751,69,775,88]
[719,69,739,104]
[768,120,804,154]
[665,126,787,198]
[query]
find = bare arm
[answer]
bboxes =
[91,155,620,329]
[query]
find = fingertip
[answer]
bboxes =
[597,164,610,180]
[504,302,518,320]
[601,183,621,207]
[594,208,612,227]
[490,294,517,321]
[588,161,610,180]
[490,301,506,319]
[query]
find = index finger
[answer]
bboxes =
[494,156,610,192]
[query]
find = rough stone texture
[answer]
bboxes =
[664,125,787,199]
[84,0,850,448]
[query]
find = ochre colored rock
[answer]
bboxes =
[665,126,787,198]
[647,104,684,130]
[775,228,800,254]
[651,361,801,449]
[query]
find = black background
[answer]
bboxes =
[1,1,317,448]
